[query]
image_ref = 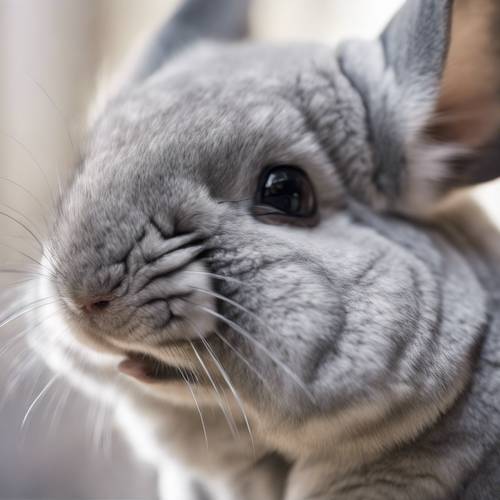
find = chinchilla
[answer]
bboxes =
[15,0,500,498]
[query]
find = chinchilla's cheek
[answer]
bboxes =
[207,219,381,403]
[211,217,442,416]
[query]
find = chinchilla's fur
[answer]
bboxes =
[22,0,500,498]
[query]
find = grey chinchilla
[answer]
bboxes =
[19,0,500,498]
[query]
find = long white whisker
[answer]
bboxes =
[0,297,61,331]
[1,277,41,290]
[0,199,45,237]
[212,329,274,396]
[183,270,247,287]
[190,286,263,328]
[188,341,239,438]
[0,240,57,283]
[0,331,27,359]
[1,350,39,410]
[187,287,284,395]
[0,209,44,252]
[190,302,316,405]
[194,328,255,451]
[178,366,209,450]
[0,267,48,278]
[2,233,67,285]
[0,309,57,359]
[21,374,58,428]
[0,175,51,221]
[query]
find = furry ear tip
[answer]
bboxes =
[130,0,251,83]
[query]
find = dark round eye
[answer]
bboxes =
[255,166,317,219]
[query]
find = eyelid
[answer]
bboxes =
[252,204,320,227]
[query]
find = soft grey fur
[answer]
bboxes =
[25,0,500,498]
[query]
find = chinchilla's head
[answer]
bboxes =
[33,0,500,458]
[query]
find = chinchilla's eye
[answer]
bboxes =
[254,166,317,221]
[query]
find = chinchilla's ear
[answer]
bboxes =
[131,0,250,82]
[338,0,500,213]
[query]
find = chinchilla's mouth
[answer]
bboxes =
[118,333,217,384]
[119,352,197,383]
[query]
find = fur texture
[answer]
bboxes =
[22,0,500,498]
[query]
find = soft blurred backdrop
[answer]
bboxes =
[0,1,498,499]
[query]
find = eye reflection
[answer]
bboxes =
[255,166,317,218]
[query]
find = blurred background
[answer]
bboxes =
[0,1,498,499]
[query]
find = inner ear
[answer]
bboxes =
[429,0,500,147]
[334,0,499,213]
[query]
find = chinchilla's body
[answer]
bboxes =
[18,0,500,498]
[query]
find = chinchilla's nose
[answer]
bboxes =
[60,223,215,341]
[66,264,126,319]
[75,296,114,315]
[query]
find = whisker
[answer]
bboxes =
[1,348,39,408]
[0,201,45,242]
[188,301,316,405]
[0,297,62,331]
[0,276,42,289]
[41,378,62,420]
[0,328,33,360]
[183,270,247,287]
[0,210,44,252]
[0,175,51,219]
[47,382,73,437]
[0,267,52,282]
[0,130,56,207]
[40,245,68,285]
[194,326,254,451]
[0,309,61,360]
[178,366,209,450]
[21,374,59,429]
[0,241,57,283]
[188,341,239,438]
[190,286,274,394]
[26,74,78,158]
[0,203,48,255]
[212,329,274,396]
[190,286,262,326]
[5,233,46,260]
[189,287,314,401]
[16,241,68,287]
[0,278,33,301]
